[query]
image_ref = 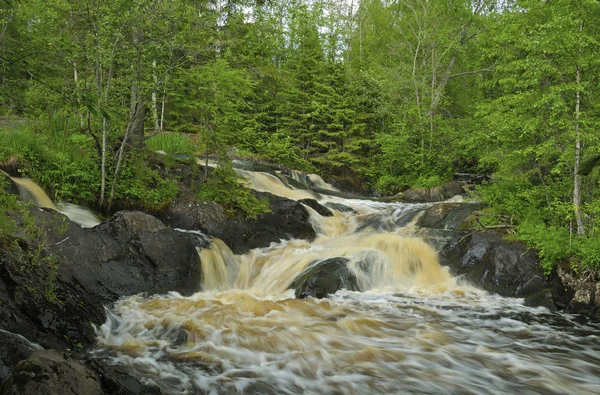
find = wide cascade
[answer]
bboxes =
[96,170,600,395]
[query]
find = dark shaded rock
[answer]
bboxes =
[155,200,228,235]
[158,192,318,254]
[358,206,426,232]
[0,330,42,384]
[100,211,166,240]
[0,350,103,395]
[524,289,556,311]
[441,182,465,198]
[47,210,205,303]
[0,171,20,195]
[0,208,206,351]
[329,174,370,196]
[324,202,355,213]
[289,257,361,299]
[85,359,164,395]
[558,268,600,317]
[439,232,570,308]
[417,203,485,230]
[299,198,333,217]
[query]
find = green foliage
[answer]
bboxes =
[198,165,270,219]
[257,133,314,171]
[413,175,444,189]
[574,237,600,272]
[116,161,179,206]
[516,220,571,274]
[0,177,22,242]
[375,175,405,196]
[0,121,100,204]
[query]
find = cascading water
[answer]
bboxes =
[10,176,101,228]
[95,169,600,395]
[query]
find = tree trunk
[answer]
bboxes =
[151,59,161,134]
[573,18,585,236]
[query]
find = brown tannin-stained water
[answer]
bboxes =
[96,172,600,395]
[10,176,101,228]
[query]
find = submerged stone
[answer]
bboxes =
[289,257,361,299]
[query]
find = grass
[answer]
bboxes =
[146,132,200,156]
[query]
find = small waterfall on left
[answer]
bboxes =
[9,176,101,228]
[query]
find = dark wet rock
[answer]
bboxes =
[324,202,355,213]
[0,208,206,351]
[0,330,42,384]
[0,350,103,395]
[155,199,228,235]
[0,171,20,195]
[46,210,206,303]
[358,206,425,232]
[417,203,485,230]
[439,232,570,308]
[558,268,600,317]
[329,174,370,196]
[524,289,557,311]
[158,192,318,254]
[85,359,164,395]
[289,257,361,299]
[299,198,333,217]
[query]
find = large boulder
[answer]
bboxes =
[0,209,207,351]
[439,232,570,308]
[158,192,322,254]
[0,350,103,395]
[289,257,361,299]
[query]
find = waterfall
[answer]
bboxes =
[95,166,600,395]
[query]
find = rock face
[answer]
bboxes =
[0,209,200,394]
[0,350,103,395]
[158,192,321,254]
[1,209,207,351]
[289,257,361,299]
[557,268,600,319]
[299,198,333,217]
[400,182,466,203]
[0,330,42,384]
[438,232,569,306]
[416,203,485,230]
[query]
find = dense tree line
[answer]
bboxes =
[1,0,599,271]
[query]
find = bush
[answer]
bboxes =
[375,174,405,195]
[412,175,444,189]
[116,160,179,206]
[516,220,571,274]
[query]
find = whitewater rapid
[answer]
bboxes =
[93,169,600,395]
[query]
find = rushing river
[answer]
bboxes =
[91,170,600,395]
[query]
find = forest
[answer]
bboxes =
[1,0,600,273]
